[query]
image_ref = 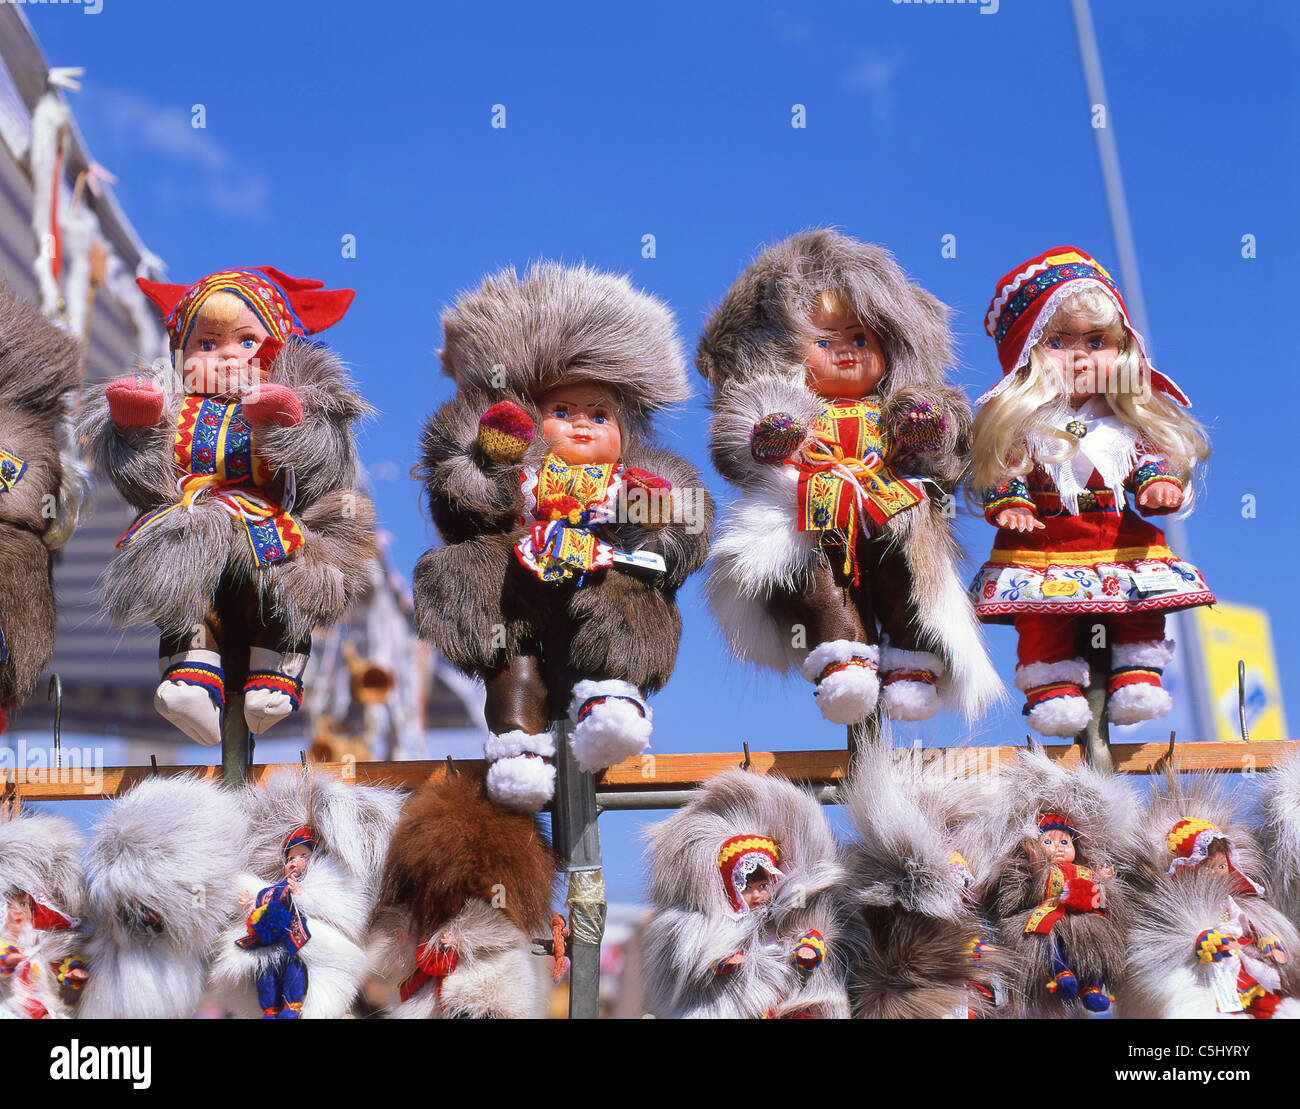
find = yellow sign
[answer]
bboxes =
[1193,603,1288,741]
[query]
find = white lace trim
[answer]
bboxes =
[1031,399,1140,515]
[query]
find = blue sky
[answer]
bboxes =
[27,1,1299,902]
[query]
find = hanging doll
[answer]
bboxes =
[837,745,1006,1019]
[978,748,1134,1017]
[0,810,87,1019]
[698,229,1001,726]
[77,268,375,746]
[1124,770,1300,1018]
[413,263,712,812]
[969,247,1214,736]
[210,768,403,1019]
[77,774,248,1019]
[0,279,88,732]
[643,769,848,1019]
[372,772,558,1019]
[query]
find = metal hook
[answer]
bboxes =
[445,755,457,778]
[47,674,61,770]
[149,754,159,778]
[739,742,752,772]
[300,750,308,769]
[1238,660,1250,744]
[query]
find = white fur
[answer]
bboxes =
[486,757,556,813]
[567,679,652,773]
[1027,693,1093,737]
[483,729,555,760]
[881,678,941,721]
[1014,656,1089,693]
[1106,682,1172,726]
[1110,637,1176,670]
[801,640,878,724]
[800,639,877,682]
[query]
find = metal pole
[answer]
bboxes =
[1077,640,1113,771]
[216,584,253,787]
[1070,0,1216,742]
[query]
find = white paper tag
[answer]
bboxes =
[612,549,667,573]
[1211,960,1244,1013]
[1131,568,1179,596]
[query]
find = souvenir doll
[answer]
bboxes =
[0,280,88,732]
[372,772,558,1019]
[643,769,848,1019]
[77,775,248,1019]
[413,263,712,812]
[978,748,1134,1017]
[969,247,1214,736]
[210,768,403,1019]
[837,745,1005,1019]
[697,229,1001,726]
[1124,771,1300,1018]
[0,811,87,1019]
[77,268,375,746]
[1258,752,1300,925]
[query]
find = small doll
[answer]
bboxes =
[837,746,1005,1019]
[643,769,848,1019]
[78,268,375,746]
[211,769,402,1019]
[0,280,88,732]
[979,749,1132,1017]
[373,773,558,1019]
[1125,772,1300,1018]
[413,263,712,812]
[698,229,1001,726]
[77,775,248,1019]
[970,247,1214,736]
[0,811,88,1019]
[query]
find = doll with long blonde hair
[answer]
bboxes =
[969,247,1213,736]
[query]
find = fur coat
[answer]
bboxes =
[372,773,558,1019]
[697,229,1001,718]
[643,769,849,1019]
[975,749,1137,1017]
[0,811,87,1018]
[77,775,249,1019]
[208,769,404,1019]
[1123,770,1300,1018]
[837,746,1007,1018]
[0,281,86,711]
[1256,751,1300,927]
[412,262,712,692]
[76,337,376,644]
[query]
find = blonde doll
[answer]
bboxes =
[969,247,1213,736]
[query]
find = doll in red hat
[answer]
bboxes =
[970,248,1214,737]
[235,825,315,1018]
[78,268,375,747]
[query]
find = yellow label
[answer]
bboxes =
[1041,580,1079,597]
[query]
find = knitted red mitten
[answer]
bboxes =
[241,383,303,427]
[478,400,535,462]
[896,401,947,453]
[750,412,806,462]
[106,375,165,428]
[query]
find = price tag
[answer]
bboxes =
[612,549,667,574]
[1211,960,1244,1013]
[1131,568,1179,596]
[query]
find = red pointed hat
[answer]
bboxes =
[1166,817,1261,896]
[979,246,1190,408]
[282,825,318,858]
[6,886,76,931]
[716,834,783,913]
[136,267,354,351]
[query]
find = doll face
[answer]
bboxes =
[740,868,775,910]
[804,306,887,400]
[1038,312,1123,407]
[538,382,622,465]
[1039,829,1076,865]
[284,844,312,881]
[4,891,30,932]
[1204,848,1232,876]
[181,300,271,399]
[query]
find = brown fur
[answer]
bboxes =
[378,773,556,938]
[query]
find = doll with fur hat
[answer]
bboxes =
[837,746,1006,1019]
[77,268,376,747]
[0,280,89,733]
[0,810,88,1018]
[209,769,402,1019]
[413,263,712,813]
[978,748,1134,1017]
[698,229,1001,727]
[970,248,1214,737]
[1124,770,1300,1018]
[77,775,248,1018]
[372,773,558,1019]
[643,769,848,1019]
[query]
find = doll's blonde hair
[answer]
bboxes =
[191,289,247,330]
[971,287,1210,511]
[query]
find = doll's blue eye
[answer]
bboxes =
[853,337,867,347]
[241,337,257,349]
[1088,339,1103,350]
[592,414,606,424]
[200,340,216,352]
[1047,338,1063,349]
[815,339,830,348]
[552,407,568,418]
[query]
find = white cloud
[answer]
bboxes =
[844,49,905,120]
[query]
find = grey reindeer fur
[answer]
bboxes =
[0,280,84,709]
[209,769,403,1019]
[1257,752,1300,926]
[77,775,248,1019]
[975,748,1138,1017]
[643,769,848,1019]
[697,229,1002,718]
[77,337,376,644]
[838,746,1007,1018]
[1123,770,1300,1018]
[413,263,712,688]
[0,811,87,1019]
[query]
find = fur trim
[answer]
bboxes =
[880,646,943,677]
[0,810,86,921]
[881,678,941,722]
[567,678,652,772]
[1110,638,1176,670]
[800,639,877,683]
[1106,682,1172,726]
[1015,657,1088,693]
[1027,693,1093,738]
[485,756,556,814]
[484,729,555,761]
[643,770,849,1019]
[439,262,689,439]
[800,641,879,724]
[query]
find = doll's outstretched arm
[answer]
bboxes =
[76,371,183,509]
[708,372,827,489]
[1127,453,1184,515]
[984,477,1042,531]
